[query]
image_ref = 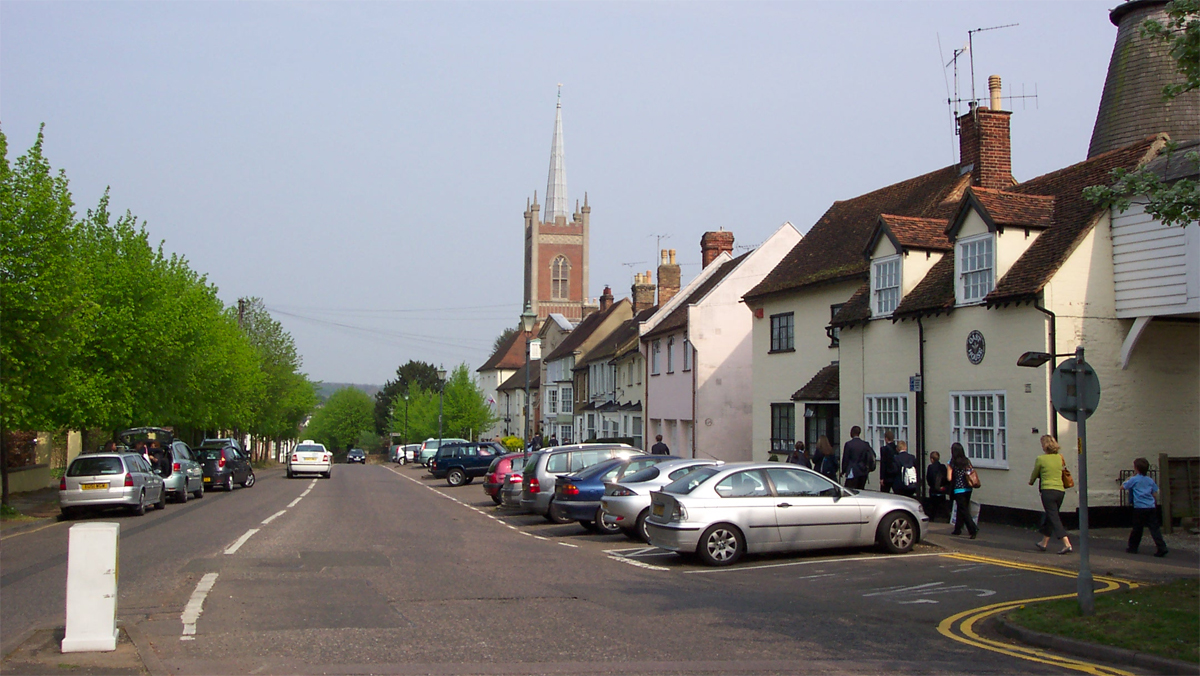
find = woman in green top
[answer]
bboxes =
[1029,435,1072,554]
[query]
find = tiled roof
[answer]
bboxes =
[497,359,540,391]
[745,165,968,301]
[829,283,871,328]
[542,299,629,363]
[872,215,951,254]
[891,254,958,319]
[643,253,748,340]
[959,188,1055,231]
[791,362,839,401]
[577,315,639,366]
[476,329,532,372]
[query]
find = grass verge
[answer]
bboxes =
[1006,578,1198,664]
[1,503,29,521]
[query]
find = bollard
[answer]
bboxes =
[61,522,120,652]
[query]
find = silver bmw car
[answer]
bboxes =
[646,462,928,566]
[600,458,722,542]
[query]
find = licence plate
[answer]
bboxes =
[652,503,664,517]
[81,483,108,490]
[305,455,320,461]
[203,477,212,482]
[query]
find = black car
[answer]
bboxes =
[429,441,505,486]
[195,444,255,491]
[346,449,367,464]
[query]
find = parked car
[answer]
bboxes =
[483,453,528,504]
[202,437,245,455]
[429,442,505,486]
[500,471,525,508]
[646,463,929,566]
[288,440,332,479]
[346,449,367,464]
[553,455,671,533]
[521,444,641,523]
[601,458,722,541]
[59,452,166,517]
[388,444,417,464]
[418,438,469,466]
[196,443,255,491]
[118,427,204,503]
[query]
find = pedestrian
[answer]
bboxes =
[650,435,670,455]
[531,433,543,452]
[547,436,559,448]
[879,430,898,493]
[1029,435,1071,554]
[102,440,117,453]
[891,440,917,498]
[840,426,876,490]
[814,436,839,481]
[924,451,948,520]
[947,442,979,539]
[1122,457,1168,557]
[787,440,812,469]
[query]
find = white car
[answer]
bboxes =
[288,440,332,479]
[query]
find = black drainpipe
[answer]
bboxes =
[1033,297,1058,439]
[916,316,927,499]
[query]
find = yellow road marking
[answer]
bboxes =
[937,553,1137,676]
[0,520,63,540]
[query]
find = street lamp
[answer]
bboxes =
[1018,346,1099,615]
[437,365,447,450]
[520,302,537,446]
[403,394,409,445]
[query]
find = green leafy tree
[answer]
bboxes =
[387,364,495,442]
[1086,0,1199,227]
[372,360,439,435]
[306,387,374,451]
[491,327,518,355]
[238,297,317,443]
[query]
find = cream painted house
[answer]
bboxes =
[476,327,536,439]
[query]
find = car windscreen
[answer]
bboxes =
[575,458,625,481]
[68,457,125,477]
[622,466,660,483]
[195,447,226,461]
[664,466,719,494]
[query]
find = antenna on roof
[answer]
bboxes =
[939,24,1037,157]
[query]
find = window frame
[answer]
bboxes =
[864,393,909,451]
[949,390,1008,469]
[827,303,844,347]
[955,233,995,306]
[769,312,795,353]
[682,338,692,371]
[551,255,571,300]
[651,340,661,375]
[666,336,675,373]
[770,402,796,452]
[547,388,558,415]
[871,255,901,317]
[560,385,572,414]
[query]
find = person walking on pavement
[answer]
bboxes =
[924,451,948,520]
[891,440,918,498]
[1029,435,1071,554]
[787,441,811,469]
[878,431,898,493]
[814,436,839,482]
[841,426,875,490]
[1122,457,1169,557]
[650,435,670,455]
[947,442,979,539]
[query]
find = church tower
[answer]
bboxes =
[524,88,591,322]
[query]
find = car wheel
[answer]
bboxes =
[635,509,651,543]
[463,476,474,485]
[224,475,234,492]
[595,506,622,535]
[60,507,77,520]
[545,498,573,524]
[323,471,331,479]
[193,485,204,499]
[131,491,146,516]
[697,523,745,566]
[155,487,167,510]
[579,519,599,532]
[176,488,188,504]
[878,511,917,554]
[447,468,466,487]
[491,493,503,505]
[242,472,256,488]
[286,468,293,479]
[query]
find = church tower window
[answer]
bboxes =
[552,255,571,300]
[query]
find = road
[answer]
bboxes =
[0,462,1136,674]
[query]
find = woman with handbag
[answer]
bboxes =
[1029,434,1073,554]
[946,442,979,539]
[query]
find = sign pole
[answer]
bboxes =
[1074,346,1095,615]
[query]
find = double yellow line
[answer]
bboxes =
[937,553,1139,676]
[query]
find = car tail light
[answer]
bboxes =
[173,462,181,472]
[291,454,298,462]
[528,477,540,494]
[124,473,134,487]
[218,456,226,469]
[609,486,636,497]
[508,474,523,483]
[561,483,579,496]
[59,477,66,491]
[323,455,330,462]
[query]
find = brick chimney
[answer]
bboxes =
[701,230,735,268]
[632,271,655,314]
[599,285,613,312]
[958,79,1012,191]
[657,249,681,306]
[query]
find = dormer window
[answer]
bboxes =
[956,234,994,305]
[872,256,901,316]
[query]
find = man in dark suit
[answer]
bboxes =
[878,430,898,493]
[650,435,670,455]
[841,426,875,490]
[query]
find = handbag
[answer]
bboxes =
[967,466,981,489]
[1060,455,1074,489]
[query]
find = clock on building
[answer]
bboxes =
[966,330,986,365]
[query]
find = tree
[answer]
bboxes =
[305,387,374,452]
[372,360,440,435]
[491,327,517,355]
[387,364,496,442]
[238,297,317,446]
[1085,0,1200,227]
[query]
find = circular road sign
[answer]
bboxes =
[1050,357,1101,421]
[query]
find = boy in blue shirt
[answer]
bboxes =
[1122,458,1168,557]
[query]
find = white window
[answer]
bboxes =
[551,255,571,300]
[560,386,572,414]
[683,339,691,371]
[627,362,634,386]
[957,235,994,304]
[587,413,596,439]
[559,424,573,444]
[872,256,901,316]
[651,340,661,374]
[667,336,675,373]
[632,416,643,449]
[547,388,558,415]
[950,391,1007,468]
[865,394,909,451]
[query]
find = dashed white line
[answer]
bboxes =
[260,510,287,525]
[607,555,670,571]
[287,497,302,508]
[558,542,579,548]
[180,573,219,639]
[223,528,259,555]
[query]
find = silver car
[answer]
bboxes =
[646,462,929,566]
[59,453,166,517]
[601,459,722,542]
[161,440,205,502]
[520,443,640,523]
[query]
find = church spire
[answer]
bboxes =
[544,85,568,222]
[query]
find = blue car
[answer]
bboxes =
[553,455,677,533]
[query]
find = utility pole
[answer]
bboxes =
[237,298,246,329]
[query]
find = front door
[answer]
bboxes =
[804,403,840,450]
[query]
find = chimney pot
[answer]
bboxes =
[988,75,1002,111]
[669,249,676,265]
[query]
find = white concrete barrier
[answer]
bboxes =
[61,522,119,653]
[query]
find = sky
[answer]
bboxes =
[1,1,1122,385]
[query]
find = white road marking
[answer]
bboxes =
[683,551,944,574]
[260,510,287,525]
[223,528,259,555]
[863,581,946,597]
[287,497,302,508]
[607,555,670,572]
[558,542,579,548]
[899,599,940,605]
[180,573,219,638]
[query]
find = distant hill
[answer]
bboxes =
[315,382,382,402]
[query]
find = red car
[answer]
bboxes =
[483,453,528,505]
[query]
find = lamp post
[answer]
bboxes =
[1018,346,1100,615]
[520,302,537,445]
[403,394,409,445]
[437,365,447,451]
